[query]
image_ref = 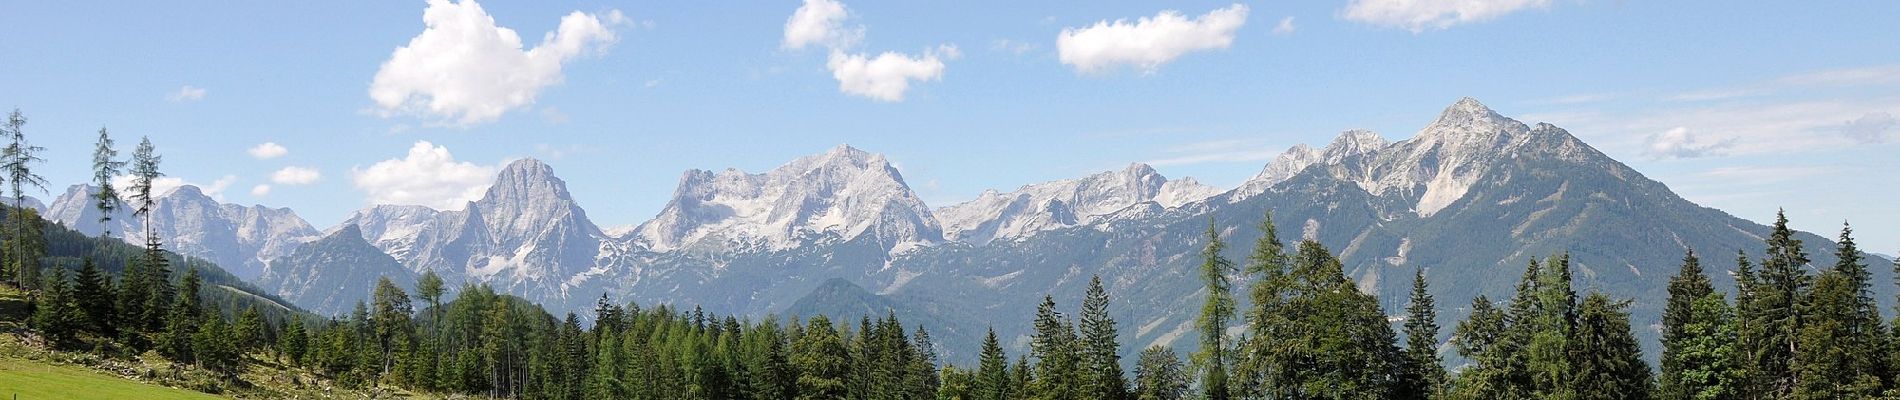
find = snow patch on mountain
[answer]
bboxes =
[936,163,1220,245]
[633,145,942,253]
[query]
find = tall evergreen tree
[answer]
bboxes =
[160,267,203,363]
[1400,267,1446,399]
[1750,210,1810,398]
[1077,276,1128,400]
[1029,294,1079,400]
[792,315,850,400]
[0,110,14,284]
[1567,292,1653,400]
[128,136,171,331]
[1660,249,1723,399]
[91,127,125,239]
[2,108,48,288]
[1190,220,1235,400]
[235,306,265,354]
[372,277,414,378]
[977,328,1010,400]
[72,256,116,336]
[1235,211,1290,398]
[1730,250,1764,399]
[1793,223,1888,397]
[1133,346,1187,400]
[30,267,81,347]
[280,315,309,365]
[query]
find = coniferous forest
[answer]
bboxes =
[2,107,1898,399]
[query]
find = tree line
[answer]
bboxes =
[6,106,1899,399]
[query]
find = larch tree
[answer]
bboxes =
[1190,220,1236,400]
[92,127,124,239]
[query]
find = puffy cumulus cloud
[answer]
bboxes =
[826,46,959,102]
[1056,4,1249,74]
[247,142,288,159]
[271,166,322,185]
[352,141,497,210]
[1842,112,1896,144]
[369,0,625,127]
[167,85,207,102]
[780,0,954,101]
[781,0,860,50]
[1644,127,1735,160]
[1343,0,1550,32]
[251,184,272,197]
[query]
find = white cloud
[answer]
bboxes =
[1842,112,1897,144]
[167,85,207,102]
[251,184,272,197]
[271,166,323,185]
[1056,4,1249,74]
[781,0,955,101]
[247,142,288,159]
[782,0,861,50]
[369,0,625,127]
[1272,16,1297,35]
[1643,127,1736,160]
[1342,0,1550,32]
[827,46,958,102]
[352,141,497,210]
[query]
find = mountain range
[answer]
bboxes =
[50,98,1893,365]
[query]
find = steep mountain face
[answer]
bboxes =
[262,159,607,314]
[44,184,320,281]
[1231,129,1389,202]
[257,225,414,314]
[935,163,1219,245]
[633,144,942,254]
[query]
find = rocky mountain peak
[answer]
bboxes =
[634,145,941,253]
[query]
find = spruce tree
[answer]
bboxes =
[160,267,202,362]
[1132,345,1187,400]
[235,306,265,354]
[977,327,1010,400]
[72,257,116,336]
[193,314,241,376]
[1029,294,1078,400]
[1400,267,1446,399]
[791,315,850,400]
[1791,224,1887,397]
[30,267,81,347]
[1750,210,1809,398]
[281,314,309,365]
[1731,250,1764,399]
[1190,220,1235,400]
[1660,249,1712,399]
[1078,275,1128,400]
[1567,292,1653,400]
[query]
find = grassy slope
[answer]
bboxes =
[0,359,224,400]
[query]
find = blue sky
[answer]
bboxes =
[2,1,1897,249]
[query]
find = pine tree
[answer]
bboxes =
[91,127,125,239]
[1190,220,1235,400]
[1235,211,1290,398]
[3,208,47,291]
[1567,292,1652,400]
[911,325,943,398]
[1450,294,1521,399]
[72,257,116,336]
[1750,210,1809,398]
[1269,240,1404,398]
[372,277,414,379]
[1524,254,1578,399]
[1078,275,1128,400]
[193,314,241,376]
[1132,345,1186,400]
[30,267,82,347]
[977,328,1010,400]
[1399,267,1446,399]
[1731,250,1764,399]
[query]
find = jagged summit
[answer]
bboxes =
[935,161,1219,245]
[1232,129,1392,201]
[634,145,941,253]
